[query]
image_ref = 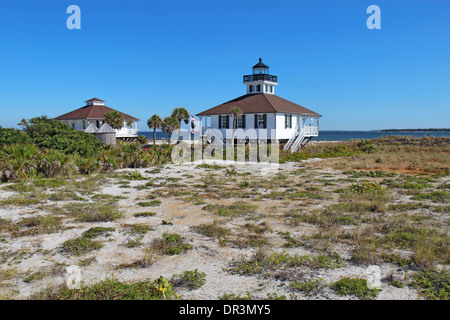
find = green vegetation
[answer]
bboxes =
[133,212,157,218]
[57,203,123,222]
[62,236,103,256]
[383,176,435,190]
[349,182,385,194]
[0,117,173,182]
[331,277,380,300]
[202,202,258,217]
[280,144,364,162]
[171,269,207,290]
[226,249,343,277]
[32,276,175,300]
[411,191,449,203]
[82,227,115,239]
[290,279,325,295]
[344,170,396,178]
[17,215,63,235]
[191,221,231,241]
[61,226,117,256]
[152,233,193,255]
[411,268,450,300]
[137,200,162,207]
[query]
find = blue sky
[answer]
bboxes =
[0,0,449,131]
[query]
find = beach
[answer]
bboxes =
[1,138,448,300]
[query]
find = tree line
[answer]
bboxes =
[146,106,243,145]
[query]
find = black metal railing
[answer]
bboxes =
[243,74,277,83]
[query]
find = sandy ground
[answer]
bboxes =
[1,158,446,300]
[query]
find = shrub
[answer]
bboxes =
[133,212,157,218]
[357,140,377,153]
[290,279,325,295]
[331,277,380,300]
[171,269,207,290]
[32,277,175,300]
[152,233,193,255]
[25,116,103,156]
[0,127,30,145]
[202,202,258,217]
[350,182,385,194]
[411,268,450,300]
[137,200,162,207]
[411,191,449,203]
[59,203,123,222]
[82,227,115,239]
[17,215,62,234]
[62,236,103,255]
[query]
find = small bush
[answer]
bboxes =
[152,233,193,255]
[411,191,449,203]
[411,268,450,300]
[290,279,325,295]
[62,236,103,256]
[82,227,115,239]
[32,277,175,300]
[350,182,385,194]
[331,277,380,300]
[357,140,377,153]
[203,202,258,217]
[137,200,162,207]
[171,269,206,290]
[133,212,157,218]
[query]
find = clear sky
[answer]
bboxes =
[0,0,449,131]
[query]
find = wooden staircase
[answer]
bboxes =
[283,128,313,152]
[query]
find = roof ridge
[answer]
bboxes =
[260,93,278,113]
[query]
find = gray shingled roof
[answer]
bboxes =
[96,123,116,133]
[84,123,98,133]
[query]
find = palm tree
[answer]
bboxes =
[104,111,124,129]
[161,116,180,144]
[171,107,190,141]
[229,106,243,143]
[147,114,163,145]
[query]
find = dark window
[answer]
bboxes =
[285,114,292,129]
[256,114,266,128]
[220,115,229,129]
[256,84,261,92]
[236,115,246,129]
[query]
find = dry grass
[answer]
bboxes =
[310,137,450,175]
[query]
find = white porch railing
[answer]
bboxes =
[116,128,138,137]
[304,126,319,136]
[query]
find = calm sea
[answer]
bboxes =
[140,130,450,142]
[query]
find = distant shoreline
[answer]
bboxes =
[380,128,450,132]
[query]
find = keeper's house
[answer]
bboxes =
[196,59,322,152]
[54,98,139,138]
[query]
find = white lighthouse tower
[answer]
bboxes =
[243,58,278,95]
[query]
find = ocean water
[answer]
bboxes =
[139,130,450,142]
